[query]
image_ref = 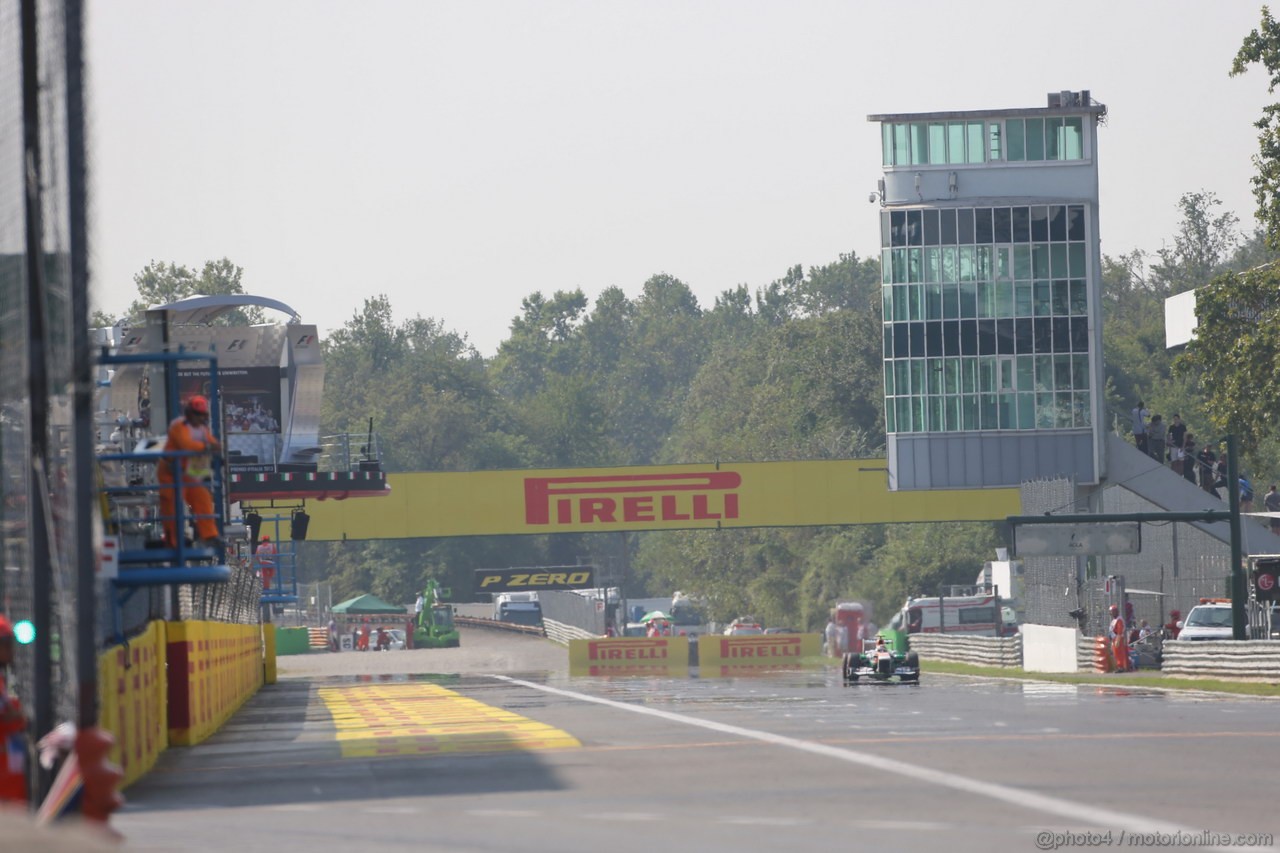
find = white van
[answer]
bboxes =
[887,594,1018,638]
[493,592,542,626]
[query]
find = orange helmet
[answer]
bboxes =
[1109,604,1119,615]
[261,535,271,542]
[186,395,210,415]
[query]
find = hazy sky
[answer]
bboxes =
[86,1,1276,355]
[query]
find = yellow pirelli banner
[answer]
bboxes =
[304,459,1021,540]
[697,633,822,677]
[569,637,690,676]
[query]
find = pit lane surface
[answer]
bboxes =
[114,628,1280,853]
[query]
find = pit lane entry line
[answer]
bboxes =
[491,676,1273,853]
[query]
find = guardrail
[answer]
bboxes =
[455,615,545,637]
[1161,640,1280,680]
[908,634,1023,668]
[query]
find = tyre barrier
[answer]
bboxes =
[1161,639,1280,680]
[1092,635,1112,673]
[307,627,329,649]
[906,634,1022,667]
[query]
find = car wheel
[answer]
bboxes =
[841,652,855,683]
[905,651,919,670]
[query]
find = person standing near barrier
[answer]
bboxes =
[1108,604,1130,672]
[0,616,27,803]
[254,535,277,590]
[157,395,221,549]
[1131,401,1149,455]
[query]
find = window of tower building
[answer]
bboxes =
[880,117,1083,166]
[881,204,1091,433]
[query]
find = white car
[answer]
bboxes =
[372,628,406,650]
[1178,602,1234,641]
[724,618,764,636]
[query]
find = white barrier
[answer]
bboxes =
[1020,624,1079,673]
[543,618,596,646]
[907,634,1022,668]
[1161,640,1280,680]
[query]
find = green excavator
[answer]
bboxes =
[413,579,460,648]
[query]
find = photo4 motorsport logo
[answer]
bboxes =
[523,471,742,528]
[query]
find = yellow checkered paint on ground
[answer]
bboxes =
[318,683,580,758]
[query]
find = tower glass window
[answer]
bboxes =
[882,204,1090,433]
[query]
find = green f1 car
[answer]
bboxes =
[841,638,919,684]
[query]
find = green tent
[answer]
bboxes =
[331,593,406,615]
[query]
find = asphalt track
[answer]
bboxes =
[111,627,1280,853]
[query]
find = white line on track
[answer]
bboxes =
[492,676,1274,853]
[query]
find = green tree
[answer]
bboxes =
[124,258,265,325]
[1150,191,1240,295]
[1232,5,1280,251]
[1175,264,1280,462]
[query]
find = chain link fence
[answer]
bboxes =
[1020,475,1240,636]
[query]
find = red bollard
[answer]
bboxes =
[76,726,124,827]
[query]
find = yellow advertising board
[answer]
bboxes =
[568,636,690,676]
[697,633,822,677]
[303,459,1020,540]
[98,620,168,788]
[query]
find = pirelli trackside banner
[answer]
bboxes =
[568,637,689,677]
[301,460,1022,540]
[475,567,595,593]
[697,633,822,677]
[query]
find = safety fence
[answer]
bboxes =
[907,634,1023,668]
[1161,640,1280,680]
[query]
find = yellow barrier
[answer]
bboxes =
[166,621,264,746]
[568,637,690,676]
[697,633,822,677]
[97,621,168,788]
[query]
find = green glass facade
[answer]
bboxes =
[880,117,1085,166]
[880,204,1091,434]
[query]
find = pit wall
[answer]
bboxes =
[97,620,168,788]
[96,619,272,788]
[166,622,266,746]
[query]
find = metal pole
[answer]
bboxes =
[21,0,54,802]
[65,0,97,732]
[1227,435,1245,640]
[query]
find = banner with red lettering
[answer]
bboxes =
[696,633,821,676]
[568,637,689,676]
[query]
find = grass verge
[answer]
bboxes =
[919,658,1280,697]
